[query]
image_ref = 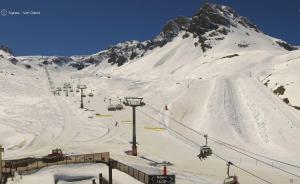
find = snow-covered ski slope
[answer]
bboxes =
[1,3,300,184]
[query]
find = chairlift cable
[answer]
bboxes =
[146,103,300,170]
[136,108,273,184]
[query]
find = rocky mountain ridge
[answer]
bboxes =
[3,2,298,70]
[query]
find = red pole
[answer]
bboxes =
[163,166,167,176]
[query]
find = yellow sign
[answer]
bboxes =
[144,127,166,131]
[95,114,113,118]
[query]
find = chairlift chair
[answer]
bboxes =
[224,176,239,184]
[107,98,116,111]
[224,162,239,184]
[107,104,116,111]
[115,99,123,110]
[116,104,124,110]
[88,93,94,97]
[197,135,212,160]
[201,145,212,155]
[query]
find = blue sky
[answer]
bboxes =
[0,0,299,56]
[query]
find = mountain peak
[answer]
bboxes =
[161,16,191,39]
[189,3,260,37]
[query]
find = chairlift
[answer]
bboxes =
[107,98,116,111]
[116,99,124,110]
[224,176,239,184]
[107,104,117,111]
[116,104,123,110]
[88,90,94,97]
[197,135,212,160]
[224,162,239,184]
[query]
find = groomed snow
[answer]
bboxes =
[1,28,300,184]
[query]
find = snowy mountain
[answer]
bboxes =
[27,3,297,70]
[1,2,300,184]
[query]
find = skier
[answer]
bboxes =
[115,121,119,127]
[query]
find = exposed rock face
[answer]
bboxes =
[69,62,85,70]
[99,41,145,67]
[0,45,13,55]
[189,3,260,35]
[276,41,298,51]
[273,86,285,96]
[52,57,73,66]
[161,16,191,40]
[9,57,18,65]
[94,16,191,67]
[189,4,231,36]
[188,3,260,51]
[24,64,32,69]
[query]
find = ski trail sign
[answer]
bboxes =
[149,175,175,184]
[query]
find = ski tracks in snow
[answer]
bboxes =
[202,72,300,157]
[203,77,248,143]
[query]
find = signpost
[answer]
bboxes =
[148,175,175,184]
